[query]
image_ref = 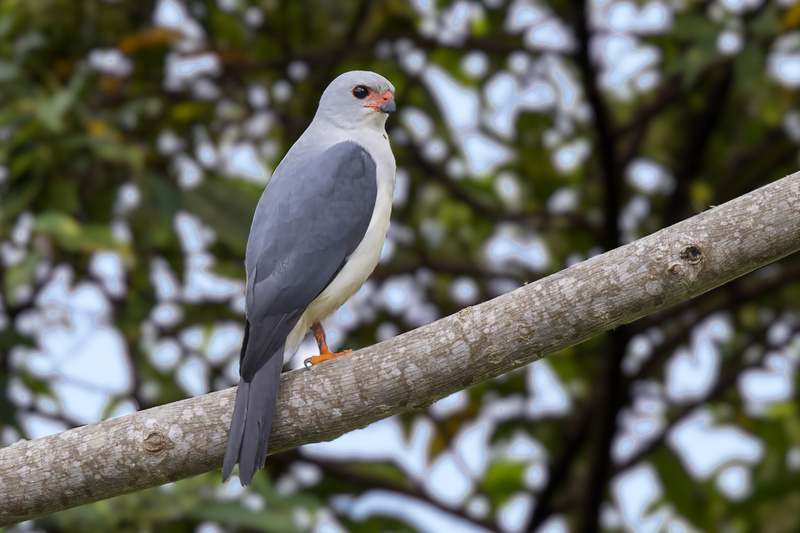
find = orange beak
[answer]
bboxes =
[366,90,396,114]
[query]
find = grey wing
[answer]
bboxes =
[240,141,378,381]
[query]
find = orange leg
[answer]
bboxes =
[304,322,353,367]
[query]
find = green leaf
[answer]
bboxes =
[0,59,19,83]
[3,251,39,307]
[346,461,411,486]
[764,401,797,419]
[340,514,418,533]
[480,460,526,505]
[169,100,212,122]
[35,68,88,133]
[190,503,300,532]
[0,173,44,222]
[0,12,17,41]
[0,325,35,349]
[651,447,706,529]
[32,211,119,253]
[91,138,146,170]
[181,178,259,254]
[734,45,765,94]
[133,174,182,248]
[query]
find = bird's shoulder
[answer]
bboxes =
[269,138,377,186]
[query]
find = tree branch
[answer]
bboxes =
[2,171,800,526]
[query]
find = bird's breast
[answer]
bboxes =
[283,133,396,359]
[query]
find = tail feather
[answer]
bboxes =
[222,318,285,485]
[222,379,249,482]
[236,352,283,484]
[222,321,251,482]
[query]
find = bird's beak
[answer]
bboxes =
[379,90,396,114]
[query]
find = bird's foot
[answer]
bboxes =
[305,322,354,369]
[304,349,353,369]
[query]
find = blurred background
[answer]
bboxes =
[2,0,800,531]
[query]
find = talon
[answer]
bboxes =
[306,349,353,366]
[304,358,314,370]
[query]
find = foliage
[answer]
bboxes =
[2,0,800,531]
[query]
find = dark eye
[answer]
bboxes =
[352,86,369,99]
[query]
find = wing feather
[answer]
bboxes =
[239,141,378,381]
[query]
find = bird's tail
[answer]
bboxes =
[222,346,283,485]
[222,377,249,482]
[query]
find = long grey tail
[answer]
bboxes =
[222,377,249,482]
[222,333,284,484]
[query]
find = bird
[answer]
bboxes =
[222,71,397,485]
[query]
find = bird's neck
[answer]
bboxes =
[289,119,389,161]
[314,113,388,135]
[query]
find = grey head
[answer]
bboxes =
[314,70,396,131]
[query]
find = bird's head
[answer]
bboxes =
[315,70,396,131]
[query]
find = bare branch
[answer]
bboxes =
[2,171,800,526]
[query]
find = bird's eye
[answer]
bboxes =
[352,86,369,99]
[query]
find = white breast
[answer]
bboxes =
[283,130,396,360]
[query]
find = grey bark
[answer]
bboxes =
[2,171,800,526]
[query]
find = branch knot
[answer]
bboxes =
[143,432,169,455]
[679,245,703,265]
